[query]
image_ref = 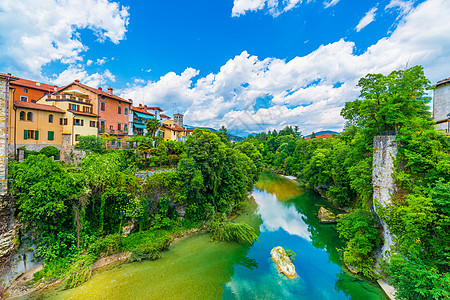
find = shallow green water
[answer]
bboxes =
[40,174,387,299]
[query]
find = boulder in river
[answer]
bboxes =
[270,246,296,278]
[318,207,337,223]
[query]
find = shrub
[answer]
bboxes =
[40,146,60,159]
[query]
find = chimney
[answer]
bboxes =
[98,87,102,91]
[128,98,133,104]
[138,103,143,108]
[7,73,11,76]
[107,87,113,95]
[74,79,80,83]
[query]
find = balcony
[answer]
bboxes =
[47,94,92,104]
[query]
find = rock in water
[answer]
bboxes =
[318,207,336,223]
[270,246,296,278]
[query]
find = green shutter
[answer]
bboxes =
[48,131,54,141]
[24,130,28,140]
[35,130,39,140]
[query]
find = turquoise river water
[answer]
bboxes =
[36,173,387,299]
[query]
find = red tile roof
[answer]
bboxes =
[11,78,58,92]
[146,106,163,111]
[58,81,132,104]
[160,114,170,119]
[437,77,450,87]
[162,124,186,132]
[132,107,155,116]
[67,109,98,117]
[0,72,19,80]
[14,100,64,113]
[304,134,335,140]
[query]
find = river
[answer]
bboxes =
[36,173,387,299]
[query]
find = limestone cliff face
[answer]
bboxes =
[372,136,398,258]
[0,195,16,267]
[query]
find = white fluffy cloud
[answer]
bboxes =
[355,7,378,32]
[0,0,129,78]
[49,65,115,87]
[121,0,450,136]
[231,0,339,17]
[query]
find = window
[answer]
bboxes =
[110,125,114,131]
[118,106,122,114]
[90,121,96,127]
[75,134,80,141]
[100,120,105,131]
[26,112,33,121]
[48,114,54,123]
[48,131,54,141]
[60,118,68,125]
[118,123,122,131]
[23,88,28,93]
[74,119,84,126]
[24,130,38,140]
[124,124,128,132]
[19,111,25,120]
[20,96,28,102]
[83,106,91,113]
[124,107,128,116]
[100,102,106,111]
[70,104,77,110]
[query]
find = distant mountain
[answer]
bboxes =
[305,130,340,137]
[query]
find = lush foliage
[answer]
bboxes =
[10,126,262,288]
[76,135,106,153]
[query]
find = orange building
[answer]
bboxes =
[1,73,58,103]
[55,80,132,137]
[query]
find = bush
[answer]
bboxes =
[40,146,60,159]
[76,135,105,153]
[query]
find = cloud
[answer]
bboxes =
[49,65,116,87]
[231,0,340,17]
[121,0,450,136]
[385,0,414,18]
[355,7,378,32]
[324,0,341,9]
[0,0,129,78]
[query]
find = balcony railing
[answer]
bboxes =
[47,94,91,104]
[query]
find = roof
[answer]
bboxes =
[146,106,163,111]
[14,100,64,113]
[58,81,132,104]
[437,77,450,87]
[11,77,58,92]
[0,72,19,80]
[162,124,186,132]
[67,109,98,117]
[304,134,334,140]
[174,113,183,116]
[160,114,170,119]
[132,107,155,116]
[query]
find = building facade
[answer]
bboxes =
[128,106,156,136]
[434,78,450,134]
[9,75,58,103]
[8,101,65,154]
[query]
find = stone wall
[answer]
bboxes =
[372,135,398,258]
[0,78,9,195]
[7,144,62,159]
[60,133,86,164]
[434,82,450,133]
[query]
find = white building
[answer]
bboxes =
[434,78,450,134]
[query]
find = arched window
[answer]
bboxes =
[48,114,54,123]
[19,111,25,120]
[27,112,33,121]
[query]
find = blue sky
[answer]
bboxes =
[1,0,449,136]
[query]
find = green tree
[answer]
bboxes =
[76,135,105,153]
[137,137,153,169]
[146,118,161,138]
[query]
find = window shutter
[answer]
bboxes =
[60,118,63,125]
[77,105,80,111]
[48,131,54,141]
[34,130,39,140]
[24,130,28,140]
[81,119,84,126]
[69,103,71,110]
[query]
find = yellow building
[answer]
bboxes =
[37,91,98,145]
[8,100,65,155]
[161,119,188,141]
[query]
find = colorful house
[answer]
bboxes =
[8,74,58,103]
[128,106,156,136]
[161,114,189,141]
[8,100,65,154]
[37,90,98,145]
[54,80,132,138]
